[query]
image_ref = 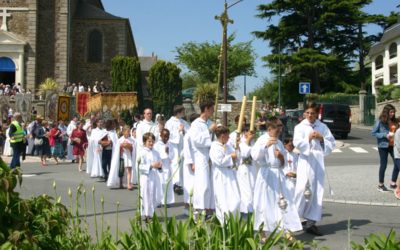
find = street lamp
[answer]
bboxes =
[215,0,243,126]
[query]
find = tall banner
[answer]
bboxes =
[46,91,59,121]
[58,95,70,122]
[15,93,32,122]
[76,92,90,118]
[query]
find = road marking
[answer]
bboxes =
[373,147,378,151]
[332,148,342,153]
[349,147,368,153]
[22,174,37,177]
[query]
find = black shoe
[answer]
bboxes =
[377,185,389,192]
[390,184,397,189]
[173,185,183,195]
[305,225,323,236]
[71,160,75,163]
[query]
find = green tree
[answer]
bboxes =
[111,56,141,93]
[148,60,182,118]
[175,34,257,90]
[253,0,381,100]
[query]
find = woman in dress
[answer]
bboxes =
[49,122,63,164]
[70,120,88,171]
[34,120,51,166]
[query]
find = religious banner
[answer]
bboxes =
[87,92,138,117]
[14,93,32,122]
[45,91,59,121]
[76,92,90,117]
[58,95,70,122]
[0,95,10,123]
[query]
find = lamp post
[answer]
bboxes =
[215,0,243,126]
[278,43,281,109]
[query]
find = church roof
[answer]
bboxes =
[74,0,122,20]
[369,22,400,57]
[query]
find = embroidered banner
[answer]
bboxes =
[76,92,90,117]
[58,95,70,122]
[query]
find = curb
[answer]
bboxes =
[323,198,400,207]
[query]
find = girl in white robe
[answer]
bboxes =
[251,121,302,235]
[106,128,122,189]
[283,137,298,196]
[138,132,162,219]
[3,127,12,156]
[89,126,106,178]
[237,129,257,214]
[118,126,136,190]
[293,103,335,236]
[154,129,175,205]
[210,126,240,224]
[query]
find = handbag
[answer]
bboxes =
[34,138,43,146]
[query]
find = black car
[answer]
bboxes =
[316,103,351,139]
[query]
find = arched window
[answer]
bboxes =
[389,43,397,59]
[375,55,383,70]
[87,30,103,63]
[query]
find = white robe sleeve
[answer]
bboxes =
[183,133,194,165]
[293,123,311,156]
[321,124,335,156]
[107,131,121,188]
[210,142,233,168]
[239,142,251,159]
[139,150,151,175]
[251,135,267,165]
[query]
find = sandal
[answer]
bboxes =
[395,188,400,200]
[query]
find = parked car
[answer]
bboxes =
[181,87,236,101]
[316,103,351,139]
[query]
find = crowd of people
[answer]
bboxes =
[3,101,336,241]
[0,82,30,97]
[63,81,109,96]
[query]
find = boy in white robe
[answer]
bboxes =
[283,137,298,196]
[251,118,302,239]
[66,117,77,162]
[190,100,217,214]
[154,129,175,205]
[138,132,162,220]
[118,126,136,190]
[293,102,335,236]
[88,119,105,177]
[135,108,157,175]
[236,128,257,214]
[210,126,240,224]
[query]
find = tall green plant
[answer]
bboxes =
[148,60,182,118]
[111,56,142,93]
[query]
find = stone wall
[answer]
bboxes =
[376,100,400,121]
[70,19,130,88]
[183,100,263,127]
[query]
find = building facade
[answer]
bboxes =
[0,0,137,94]
[369,22,400,94]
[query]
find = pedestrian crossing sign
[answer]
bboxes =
[299,82,310,94]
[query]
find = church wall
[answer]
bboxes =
[36,0,55,85]
[70,19,130,89]
[53,0,68,86]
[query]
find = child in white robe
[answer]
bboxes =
[3,127,12,156]
[139,132,162,220]
[283,137,298,196]
[251,119,302,238]
[154,129,175,205]
[210,126,240,224]
[237,128,257,214]
[119,126,136,190]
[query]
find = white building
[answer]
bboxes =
[369,22,400,94]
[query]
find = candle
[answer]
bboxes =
[250,96,257,131]
[236,96,247,133]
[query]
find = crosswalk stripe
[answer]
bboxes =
[349,147,368,153]
[332,148,342,153]
[373,147,378,151]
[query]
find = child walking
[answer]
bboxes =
[210,126,240,223]
[139,132,162,221]
[119,126,136,190]
[283,137,298,196]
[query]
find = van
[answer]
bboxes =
[317,103,351,139]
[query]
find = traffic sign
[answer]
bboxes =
[218,103,232,112]
[299,82,310,94]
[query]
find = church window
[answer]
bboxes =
[375,55,383,70]
[88,30,103,63]
[389,42,397,59]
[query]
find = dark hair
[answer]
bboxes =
[283,137,293,145]
[379,104,397,124]
[105,119,114,130]
[200,100,215,113]
[143,132,155,144]
[173,105,185,116]
[267,120,279,130]
[189,113,199,123]
[161,128,170,136]
[304,102,319,113]
[215,126,229,138]
[234,115,247,124]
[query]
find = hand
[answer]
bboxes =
[275,149,284,166]
[152,161,162,169]
[231,152,237,160]
[179,124,184,132]
[209,123,217,132]
[191,164,195,172]
[286,172,296,178]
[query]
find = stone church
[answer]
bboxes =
[0,0,137,94]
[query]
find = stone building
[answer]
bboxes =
[0,0,137,94]
[369,21,400,94]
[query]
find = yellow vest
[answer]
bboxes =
[10,120,24,143]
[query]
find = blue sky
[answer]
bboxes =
[102,0,398,99]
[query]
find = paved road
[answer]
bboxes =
[4,126,400,249]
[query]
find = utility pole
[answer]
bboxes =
[215,0,243,126]
[278,43,281,109]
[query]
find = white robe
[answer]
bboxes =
[154,140,175,205]
[135,120,157,183]
[26,122,35,154]
[293,119,335,222]
[3,128,12,156]
[182,130,195,204]
[66,121,76,160]
[138,147,163,217]
[283,150,299,196]
[251,133,302,233]
[165,116,187,186]
[210,141,240,223]
[228,131,246,149]
[237,141,257,213]
[190,117,214,210]
[87,128,105,177]
[107,130,122,188]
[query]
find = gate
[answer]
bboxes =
[363,95,375,126]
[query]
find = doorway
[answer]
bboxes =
[0,57,15,85]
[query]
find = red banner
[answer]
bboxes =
[76,92,90,117]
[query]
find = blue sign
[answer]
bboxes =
[299,82,310,94]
